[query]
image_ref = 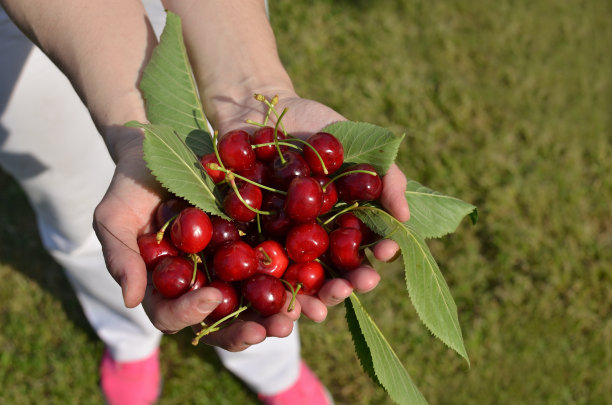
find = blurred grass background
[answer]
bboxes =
[1,0,610,404]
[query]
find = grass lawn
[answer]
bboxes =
[1,0,610,404]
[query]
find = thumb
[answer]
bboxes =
[381,164,410,222]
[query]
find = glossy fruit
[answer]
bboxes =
[285,222,329,263]
[206,216,241,254]
[242,273,286,316]
[217,129,256,172]
[199,153,226,183]
[155,198,191,229]
[336,163,383,202]
[152,256,194,298]
[269,150,311,190]
[213,240,257,282]
[334,212,376,243]
[284,176,323,223]
[170,207,213,254]
[329,227,364,271]
[223,182,262,222]
[251,126,287,162]
[255,240,289,278]
[237,160,271,185]
[283,261,325,296]
[302,132,344,175]
[313,175,337,215]
[260,192,293,236]
[206,280,239,322]
[188,269,207,291]
[137,232,179,271]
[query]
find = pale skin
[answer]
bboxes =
[2,0,410,352]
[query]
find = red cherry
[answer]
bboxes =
[336,163,383,202]
[170,207,213,254]
[205,216,241,254]
[152,256,194,298]
[329,227,364,271]
[284,176,323,223]
[312,175,337,215]
[199,153,226,183]
[303,132,344,175]
[217,129,256,172]
[269,150,311,190]
[283,261,325,296]
[188,269,207,292]
[213,240,257,282]
[255,240,289,278]
[242,273,286,316]
[334,212,376,243]
[237,160,271,186]
[155,198,191,229]
[137,232,179,271]
[223,182,263,222]
[205,280,239,323]
[251,126,288,162]
[260,192,293,237]
[285,222,329,263]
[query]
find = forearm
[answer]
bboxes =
[1,0,156,159]
[163,0,296,129]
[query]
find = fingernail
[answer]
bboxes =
[197,300,221,315]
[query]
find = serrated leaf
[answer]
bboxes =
[404,179,478,239]
[354,207,469,364]
[139,11,214,157]
[322,121,403,175]
[133,122,228,219]
[346,294,428,405]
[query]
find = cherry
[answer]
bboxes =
[334,212,376,243]
[251,126,287,162]
[336,163,383,202]
[170,207,213,254]
[285,222,329,263]
[242,273,286,316]
[283,261,325,296]
[303,132,344,175]
[313,174,337,215]
[155,198,191,229]
[213,240,258,282]
[217,129,256,172]
[329,227,364,271]
[284,176,323,223]
[205,280,239,322]
[237,160,271,186]
[260,192,293,237]
[269,150,311,190]
[137,232,179,271]
[205,216,241,254]
[223,182,263,222]
[188,269,207,291]
[199,153,226,184]
[152,256,194,298]
[255,240,289,278]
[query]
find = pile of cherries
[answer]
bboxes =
[137,123,383,338]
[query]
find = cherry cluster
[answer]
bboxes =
[137,117,383,341]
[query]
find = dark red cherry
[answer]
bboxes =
[155,198,191,229]
[170,207,213,254]
[188,269,207,292]
[242,273,286,316]
[260,192,293,237]
[336,163,383,202]
[205,280,239,323]
[285,222,329,263]
[312,175,337,215]
[237,160,271,185]
[269,150,311,190]
[251,126,287,162]
[303,132,344,175]
[137,232,179,271]
[152,256,194,298]
[217,129,256,172]
[334,212,376,243]
[283,261,325,296]
[255,240,289,278]
[205,216,241,254]
[223,182,262,222]
[213,240,258,282]
[329,227,364,271]
[199,153,226,184]
[284,176,323,223]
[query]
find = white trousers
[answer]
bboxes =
[0,2,299,395]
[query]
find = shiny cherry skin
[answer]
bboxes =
[217,129,256,172]
[205,280,239,322]
[152,256,194,298]
[312,174,337,215]
[251,126,288,162]
[269,150,311,190]
[205,216,241,254]
[213,240,258,282]
[334,212,376,243]
[137,232,179,271]
[283,261,325,296]
[260,192,293,237]
[170,207,213,254]
[188,269,207,292]
[336,163,383,202]
[242,273,286,316]
[255,240,289,278]
[155,198,191,229]
[237,160,271,186]
[199,153,226,183]
[329,227,364,271]
[284,176,323,223]
[303,132,344,175]
[285,222,329,263]
[223,182,263,222]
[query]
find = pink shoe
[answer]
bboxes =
[258,361,334,405]
[99,348,161,405]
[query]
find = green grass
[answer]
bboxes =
[1,0,611,403]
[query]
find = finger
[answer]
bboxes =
[296,294,328,323]
[317,278,353,306]
[372,239,401,262]
[381,164,410,222]
[343,266,381,293]
[198,320,268,352]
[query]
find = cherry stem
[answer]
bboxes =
[212,130,227,172]
[258,247,272,265]
[285,137,329,175]
[323,169,378,190]
[280,279,300,312]
[315,258,340,279]
[201,257,212,283]
[251,141,300,151]
[322,202,359,226]
[254,94,290,143]
[191,305,249,346]
[207,163,287,195]
[228,176,272,215]
[156,213,179,243]
[274,107,288,165]
[189,254,199,286]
